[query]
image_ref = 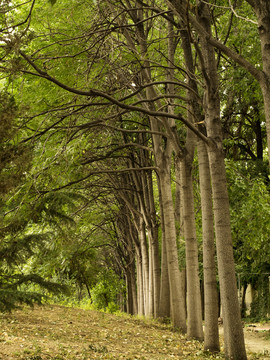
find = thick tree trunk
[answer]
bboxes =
[197,139,220,352]
[207,143,246,359]
[197,3,247,359]
[248,1,270,164]
[179,22,218,347]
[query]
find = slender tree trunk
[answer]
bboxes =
[139,219,150,316]
[197,139,220,352]
[125,258,138,315]
[178,25,203,340]
[174,159,187,320]
[159,156,187,331]
[135,247,144,316]
[241,283,248,318]
[148,237,154,316]
[151,224,160,318]
[158,175,171,319]
[159,232,171,319]
[126,268,134,315]
[131,267,138,315]
[147,171,160,318]
[180,150,203,340]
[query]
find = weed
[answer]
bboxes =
[88,343,109,353]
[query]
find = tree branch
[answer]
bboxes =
[166,0,263,83]
[20,50,209,144]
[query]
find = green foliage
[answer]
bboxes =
[0,288,43,313]
[250,275,270,320]
[91,269,125,312]
[227,160,270,272]
[0,273,69,312]
[227,160,270,318]
[0,91,32,196]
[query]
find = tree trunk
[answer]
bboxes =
[148,236,154,316]
[180,151,203,340]
[135,247,144,316]
[147,171,160,318]
[248,1,270,165]
[178,24,203,340]
[138,218,150,316]
[197,3,247,359]
[125,257,138,315]
[159,157,187,331]
[207,144,246,359]
[197,139,220,352]
[158,175,171,319]
[158,231,171,319]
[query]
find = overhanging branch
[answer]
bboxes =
[20,50,209,144]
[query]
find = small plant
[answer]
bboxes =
[88,343,108,353]
[26,356,43,360]
[106,301,119,313]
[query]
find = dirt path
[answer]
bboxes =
[0,305,269,359]
[219,324,270,358]
[244,325,270,357]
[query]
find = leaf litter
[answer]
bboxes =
[0,305,267,360]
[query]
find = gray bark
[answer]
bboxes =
[197,139,220,352]
[197,3,247,358]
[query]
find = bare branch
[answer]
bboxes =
[166,0,262,83]
[40,167,159,194]
[0,0,36,33]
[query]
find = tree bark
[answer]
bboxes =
[179,24,204,341]
[138,218,150,316]
[197,139,220,352]
[158,230,171,319]
[135,246,144,316]
[159,154,187,331]
[197,3,247,358]
[179,150,203,340]
[252,0,270,166]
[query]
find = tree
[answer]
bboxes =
[195,3,246,358]
[2,1,270,359]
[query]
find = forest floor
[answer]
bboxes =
[0,305,269,360]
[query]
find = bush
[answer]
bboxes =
[91,270,125,312]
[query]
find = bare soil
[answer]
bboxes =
[243,325,270,356]
[0,305,269,360]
